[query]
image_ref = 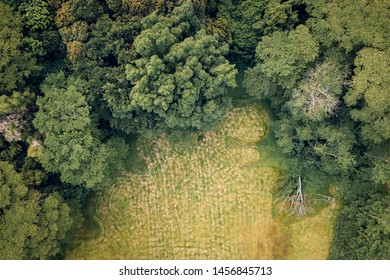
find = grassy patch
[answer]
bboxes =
[66,104,339,259]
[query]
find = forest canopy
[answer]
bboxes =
[0,0,389,260]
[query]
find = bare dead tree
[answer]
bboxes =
[290,177,306,216]
[289,60,347,121]
[0,110,27,142]
[276,176,333,218]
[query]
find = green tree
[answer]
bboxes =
[305,0,390,52]
[364,142,390,186]
[217,0,299,60]
[58,20,89,43]
[244,24,319,105]
[68,14,140,131]
[19,0,53,31]
[253,24,319,90]
[310,124,356,173]
[272,116,356,174]
[104,0,212,17]
[107,2,237,132]
[0,161,72,259]
[33,73,122,189]
[0,3,39,93]
[330,183,390,259]
[0,0,22,9]
[69,0,103,23]
[345,48,390,144]
[0,90,33,116]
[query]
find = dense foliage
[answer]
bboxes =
[33,73,124,189]
[111,2,237,131]
[0,0,388,259]
[329,182,390,260]
[0,161,72,259]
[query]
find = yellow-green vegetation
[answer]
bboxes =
[66,105,339,259]
[289,206,337,259]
